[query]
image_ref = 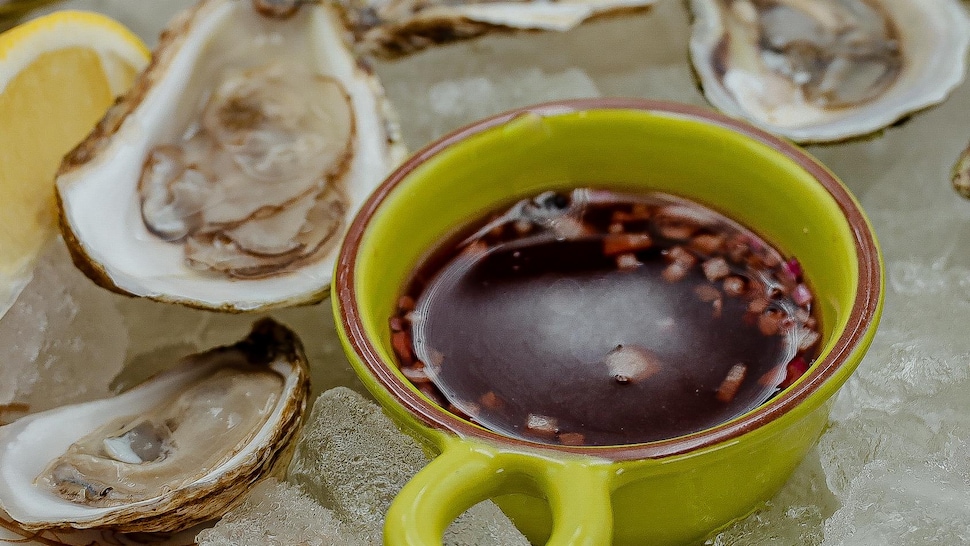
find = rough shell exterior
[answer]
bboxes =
[0,319,311,533]
[335,0,659,59]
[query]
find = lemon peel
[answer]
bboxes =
[0,10,149,317]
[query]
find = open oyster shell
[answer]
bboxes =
[688,0,970,143]
[56,0,407,312]
[0,318,310,533]
[336,0,659,59]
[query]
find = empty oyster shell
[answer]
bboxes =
[336,0,659,59]
[0,318,310,533]
[56,0,406,312]
[688,0,970,143]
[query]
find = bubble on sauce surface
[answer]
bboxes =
[286,387,530,545]
[195,478,361,546]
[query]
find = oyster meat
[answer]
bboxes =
[0,318,310,533]
[688,0,970,143]
[56,0,406,311]
[336,0,659,59]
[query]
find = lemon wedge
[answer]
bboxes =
[0,10,149,317]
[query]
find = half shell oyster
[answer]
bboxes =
[56,0,406,312]
[0,318,310,533]
[688,0,970,143]
[336,0,659,59]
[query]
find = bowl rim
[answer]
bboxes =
[334,97,882,461]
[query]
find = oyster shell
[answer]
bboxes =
[56,0,406,312]
[0,318,310,533]
[336,0,659,59]
[954,141,970,199]
[688,0,970,143]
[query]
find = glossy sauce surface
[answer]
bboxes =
[392,189,819,446]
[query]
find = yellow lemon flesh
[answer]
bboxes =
[0,10,149,316]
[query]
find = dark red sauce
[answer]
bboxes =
[391,189,820,446]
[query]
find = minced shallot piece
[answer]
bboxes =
[716,363,748,403]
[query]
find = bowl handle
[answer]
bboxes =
[384,437,614,545]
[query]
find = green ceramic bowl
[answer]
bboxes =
[333,99,883,545]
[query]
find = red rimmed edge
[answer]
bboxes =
[334,97,882,461]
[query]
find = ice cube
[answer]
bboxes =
[822,459,970,545]
[815,252,970,545]
[287,387,530,545]
[0,240,127,419]
[816,409,952,498]
[113,298,366,399]
[440,501,534,546]
[379,65,600,150]
[195,478,362,546]
[112,297,262,392]
[858,340,969,407]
